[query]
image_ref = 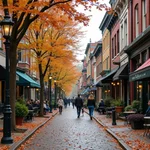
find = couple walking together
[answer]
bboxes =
[75,93,95,120]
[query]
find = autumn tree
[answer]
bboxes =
[47,55,80,96]
[19,11,83,116]
[0,0,108,130]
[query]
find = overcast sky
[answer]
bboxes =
[77,0,110,61]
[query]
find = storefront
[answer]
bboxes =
[125,26,150,113]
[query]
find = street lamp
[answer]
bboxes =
[0,15,14,144]
[54,80,57,110]
[49,76,52,113]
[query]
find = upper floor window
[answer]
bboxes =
[135,5,139,38]
[142,50,147,64]
[142,0,147,31]
[112,38,114,59]
[124,19,127,47]
[121,25,123,50]
[117,30,119,54]
[106,56,109,69]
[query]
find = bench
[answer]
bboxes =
[97,106,106,114]
[33,107,40,117]
[24,110,34,122]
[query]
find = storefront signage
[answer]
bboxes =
[129,69,150,81]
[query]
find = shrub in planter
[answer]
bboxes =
[15,102,28,117]
[111,98,123,107]
[15,102,28,125]
[124,105,133,111]
[104,97,114,107]
[131,100,141,113]
[111,98,124,113]
[127,114,144,129]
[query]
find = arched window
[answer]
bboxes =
[135,4,139,38]
[142,0,147,31]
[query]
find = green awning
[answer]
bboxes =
[16,71,40,88]
[101,67,119,83]
[129,66,150,81]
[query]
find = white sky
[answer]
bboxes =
[76,0,110,61]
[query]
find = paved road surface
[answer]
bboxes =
[23,106,122,150]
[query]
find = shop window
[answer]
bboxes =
[135,81,142,101]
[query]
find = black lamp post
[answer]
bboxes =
[49,76,52,113]
[54,80,57,110]
[0,14,14,144]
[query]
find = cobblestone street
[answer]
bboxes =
[22,106,122,150]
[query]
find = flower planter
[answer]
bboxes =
[130,121,144,129]
[16,117,24,126]
[115,106,123,113]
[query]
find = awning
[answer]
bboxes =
[80,89,86,95]
[101,67,118,83]
[16,71,40,88]
[89,87,97,92]
[0,65,6,81]
[95,78,103,87]
[113,63,128,81]
[81,87,89,95]
[129,59,150,81]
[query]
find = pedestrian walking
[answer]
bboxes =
[63,97,67,108]
[75,94,83,118]
[72,97,75,109]
[81,107,84,116]
[58,97,64,114]
[87,93,95,120]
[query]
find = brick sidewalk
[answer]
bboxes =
[0,110,58,150]
[92,110,150,150]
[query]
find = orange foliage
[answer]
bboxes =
[19,11,82,94]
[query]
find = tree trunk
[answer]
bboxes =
[39,63,44,116]
[10,42,17,131]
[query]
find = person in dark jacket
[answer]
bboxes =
[87,93,95,120]
[75,94,83,118]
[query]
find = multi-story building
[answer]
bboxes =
[92,41,103,103]
[125,0,150,112]
[112,0,129,106]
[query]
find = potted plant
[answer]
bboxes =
[111,98,124,113]
[127,114,144,129]
[15,101,28,125]
[124,105,134,111]
[104,97,114,107]
[132,100,141,113]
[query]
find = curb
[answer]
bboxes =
[10,111,58,150]
[85,111,131,150]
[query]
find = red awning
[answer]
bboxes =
[136,58,150,71]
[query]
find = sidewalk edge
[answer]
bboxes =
[10,112,58,150]
[93,117,131,150]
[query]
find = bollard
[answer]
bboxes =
[112,110,117,125]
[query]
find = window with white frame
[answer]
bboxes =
[124,19,127,47]
[142,0,146,31]
[121,25,123,50]
[135,5,139,38]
